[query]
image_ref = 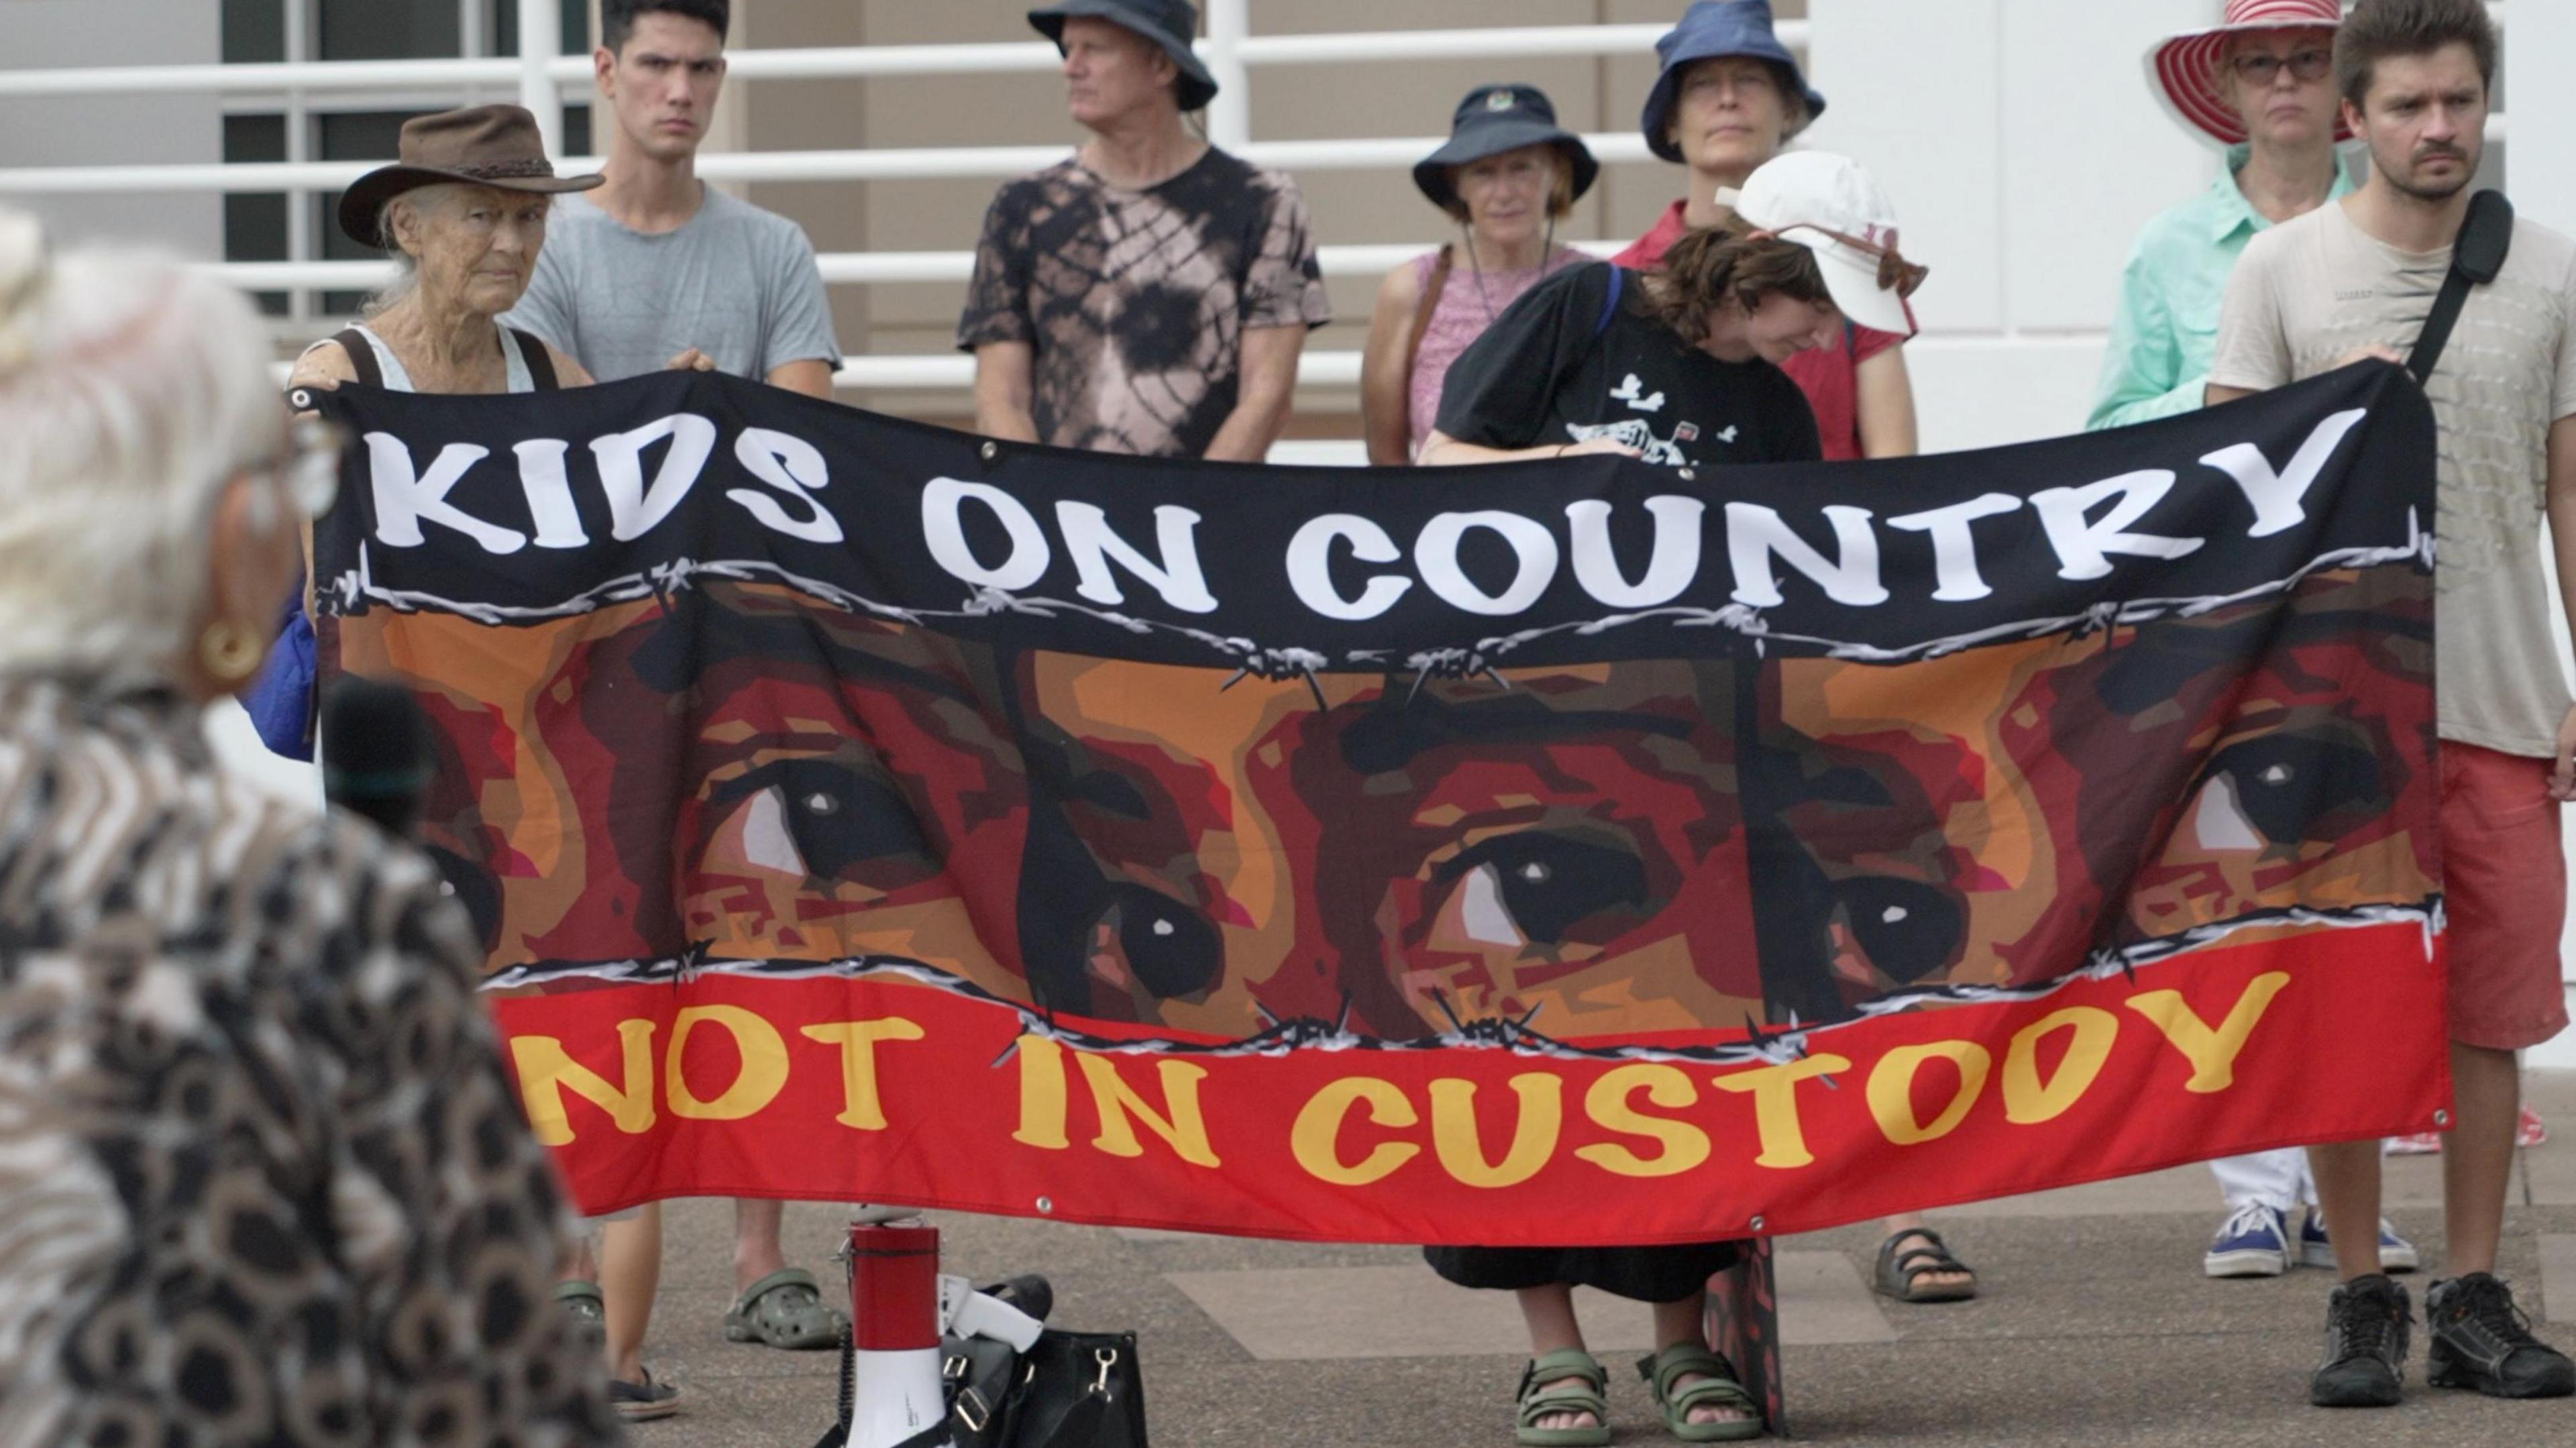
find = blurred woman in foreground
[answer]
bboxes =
[0,213,620,1446]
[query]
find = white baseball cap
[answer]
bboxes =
[1715,150,1920,336]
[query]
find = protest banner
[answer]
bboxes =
[310,361,2444,1246]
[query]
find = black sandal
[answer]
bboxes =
[1873,1227,1978,1303]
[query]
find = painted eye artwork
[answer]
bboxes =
[361,548,2431,1052]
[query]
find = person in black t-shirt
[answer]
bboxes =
[1423,227,1834,474]
[1417,151,1924,1446]
[1424,149,1926,485]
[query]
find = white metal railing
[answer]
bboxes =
[1,2,2515,396]
[7,4,1733,394]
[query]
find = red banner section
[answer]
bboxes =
[496,922,2447,1243]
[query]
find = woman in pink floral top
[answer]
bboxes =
[1359,85,1597,464]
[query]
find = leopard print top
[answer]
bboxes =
[0,677,622,1447]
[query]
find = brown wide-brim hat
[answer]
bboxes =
[335,104,602,249]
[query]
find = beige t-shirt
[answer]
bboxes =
[2210,198,2576,757]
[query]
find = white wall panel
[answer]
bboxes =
[1904,336,2106,456]
[2507,0,2576,1065]
[1998,0,2211,332]
[0,1,222,256]
[1805,0,2004,335]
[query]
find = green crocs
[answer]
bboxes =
[1636,1342,1762,1442]
[722,1267,849,1350]
[1515,1347,1612,1447]
[553,1279,605,1348]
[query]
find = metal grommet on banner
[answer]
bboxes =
[287,387,315,410]
[1677,467,1696,482]
[1749,1214,1766,1231]
[2433,1109,2452,1127]
[980,439,1000,463]
[1035,1196,1054,1214]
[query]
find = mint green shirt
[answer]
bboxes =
[2086,146,2359,431]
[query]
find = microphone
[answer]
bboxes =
[321,676,435,838]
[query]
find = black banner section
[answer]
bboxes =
[312,364,2433,676]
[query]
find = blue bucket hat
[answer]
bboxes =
[1639,0,1827,164]
[1411,85,1599,216]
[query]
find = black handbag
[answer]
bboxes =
[1002,1329,1146,1448]
[941,1331,1022,1447]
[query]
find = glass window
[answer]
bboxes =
[492,0,596,56]
[317,0,461,61]
[221,0,286,64]
[222,114,290,317]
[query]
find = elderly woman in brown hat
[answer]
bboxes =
[289,104,603,394]
[281,103,690,1423]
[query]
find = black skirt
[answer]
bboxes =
[1423,1240,1745,1304]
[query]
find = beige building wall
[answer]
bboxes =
[715,0,1804,431]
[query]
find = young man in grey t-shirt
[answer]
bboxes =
[507,0,839,396]
[501,1,846,1415]
[2208,0,2576,1410]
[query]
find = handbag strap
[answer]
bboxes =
[1596,262,1624,337]
[2408,188,2514,384]
[508,326,561,390]
[329,327,384,388]
[1402,243,1454,384]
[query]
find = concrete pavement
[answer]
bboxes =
[619,1072,2576,1446]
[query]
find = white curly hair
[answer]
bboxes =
[0,210,288,685]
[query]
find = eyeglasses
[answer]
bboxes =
[242,415,347,521]
[2230,48,2332,85]
[1778,223,1931,298]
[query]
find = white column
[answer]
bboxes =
[519,0,565,158]
[1199,0,1250,153]
[2510,0,2576,1067]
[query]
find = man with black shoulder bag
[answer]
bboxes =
[2207,0,2576,1412]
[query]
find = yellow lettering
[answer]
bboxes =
[1289,1076,1420,1186]
[509,1019,657,1147]
[1574,1064,1711,1178]
[1075,1053,1222,1168]
[2125,971,2290,1093]
[1428,1074,1562,1188]
[800,1017,926,1130]
[1013,1035,1069,1150]
[2001,1007,2118,1124]
[1866,1040,1990,1145]
[1711,1054,1851,1168]
[665,1005,790,1119]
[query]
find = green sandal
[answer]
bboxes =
[1636,1343,1762,1443]
[553,1279,606,1347]
[1515,1347,1612,1447]
[722,1268,849,1350]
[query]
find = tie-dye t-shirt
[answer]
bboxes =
[958,148,1330,458]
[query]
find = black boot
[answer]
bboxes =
[2425,1272,2576,1398]
[2310,1273,2410,1407]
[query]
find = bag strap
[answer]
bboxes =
[508,327,561,390]
[2408,189,2514,383]
[329,327,383,388]
[1402,244,1454,384]
[1595,264,1624,337]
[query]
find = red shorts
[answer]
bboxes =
[2441,742,2572,1050]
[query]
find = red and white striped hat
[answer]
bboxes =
[2148,0,2350,147]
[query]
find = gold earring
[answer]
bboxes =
[198,620,264,685]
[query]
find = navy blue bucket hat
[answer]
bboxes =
[1639,0,1827,164]
[1412,85,1600,215]
[1030,0,1218,112]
